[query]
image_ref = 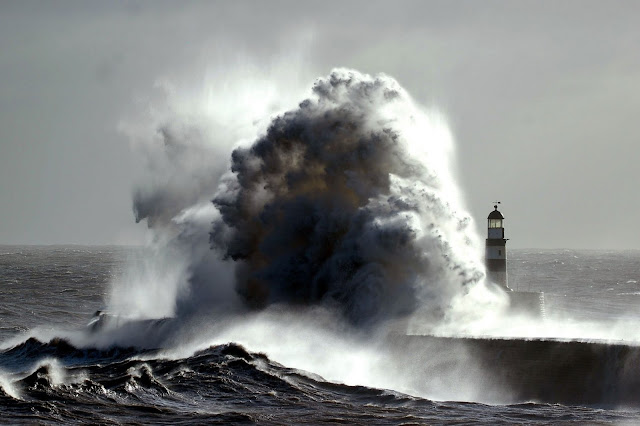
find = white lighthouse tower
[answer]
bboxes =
[486,203,509,289]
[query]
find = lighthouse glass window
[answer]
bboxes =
[489,219,502,228]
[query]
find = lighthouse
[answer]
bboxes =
[486,203,509,289]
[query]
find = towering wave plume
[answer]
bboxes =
[210,69,485,325]
[90,67,508,400]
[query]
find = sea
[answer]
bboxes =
[1,245,640,425]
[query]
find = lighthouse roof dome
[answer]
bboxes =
[488,206,504,219]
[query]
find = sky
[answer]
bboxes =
[0,0,639,249]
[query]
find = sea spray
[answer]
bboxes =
[111,68,494,329]
[210,69,486,325]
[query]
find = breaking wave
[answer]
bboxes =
[210,70,485,325]
[116,68,489,329]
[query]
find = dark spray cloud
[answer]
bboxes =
[211,69,485,325]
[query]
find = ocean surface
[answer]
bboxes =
[1,245,640,424]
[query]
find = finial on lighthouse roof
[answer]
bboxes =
[488,202,504,220]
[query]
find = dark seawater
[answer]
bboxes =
[1,246,640,425]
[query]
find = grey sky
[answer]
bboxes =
[0,1,638,248]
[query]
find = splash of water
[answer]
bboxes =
[112,67,490,329]
[99,66,517,401]
[18,66,640,406]
[210,69,485,325]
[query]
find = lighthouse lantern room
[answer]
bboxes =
[486,203,509,289]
